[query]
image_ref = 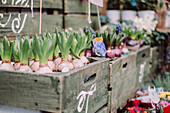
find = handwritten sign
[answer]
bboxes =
[90,0,103,7]
[0,0,34,34]
[77,84,96,113]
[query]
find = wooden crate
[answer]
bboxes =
[150,47,162,78]
[96,106,108,113]
[135,46,151,90]
[65,14,99,30]
[0,58,109,113]
[64,0,97,14]
[0,13,63,37]
[109,52,136,111]
[0,0,62,9]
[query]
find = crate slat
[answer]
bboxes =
[65,14,99,30]
[64,0,97,14]
[0,13,62,37]
[0,0,62,9]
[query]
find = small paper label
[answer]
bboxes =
[90,0,103,7]
[94,37,103,43]
[92,38,106,57]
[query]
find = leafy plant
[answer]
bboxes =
[0,37,13,62]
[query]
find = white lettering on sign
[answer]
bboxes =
[0,0,34,34]
[138,62,146,83]
[90,0,103,7]
[77,84,96,113]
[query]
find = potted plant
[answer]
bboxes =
[106,0,120,24]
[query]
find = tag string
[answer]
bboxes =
[88,0,92,24]
[97,6,101,31]
[39,0,42,34]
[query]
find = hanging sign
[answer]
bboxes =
[90,0,103,7]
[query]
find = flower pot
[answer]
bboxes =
[138,10,155,21]
[106,10,120,24]
[122,10,137,21]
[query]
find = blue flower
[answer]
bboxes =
[116,24,122,35]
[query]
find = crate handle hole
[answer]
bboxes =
[35,103,38,106]
[142,53,146,58]
[123,63,127,68]
[156,49,159,52]
[84,73,96,85]
[34,80,38,82]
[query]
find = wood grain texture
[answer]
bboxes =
[109,52,136,110]
[0,13,62,37]
[64,0,97,14]
[65,14,99,30]
[0,0,62,9]
[0,58,109,113]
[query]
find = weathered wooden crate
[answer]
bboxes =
[0,58,109,113]
[109,52,136,111]
[150,47,160,77]
[65,14,99,30]
[135,46,151,90]
[0,13,63,37]
[64,0,97,14]
[0,0,62,9]
[96,106,108,113]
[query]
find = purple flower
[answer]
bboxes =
[116,24,122,34]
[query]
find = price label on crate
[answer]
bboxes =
[90,0,103,7]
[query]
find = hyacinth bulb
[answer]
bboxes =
[106,50,115,58]
[30,61,40,72]
[114,49,122,57]
[36,66,52,73]
[0,63,14,71]
[14,62,20,70]
[18,65,32,72]
[122,48,129,54]
[80,56,89,65]
[72,59,84,69]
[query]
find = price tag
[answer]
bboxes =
[90,0,103,7]
[94,37,103,42]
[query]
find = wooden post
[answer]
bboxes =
[39,0,42,34]
[101,0,108,16]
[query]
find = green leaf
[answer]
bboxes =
[70,48,80,59]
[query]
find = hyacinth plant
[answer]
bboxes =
[55,29,74,72]
[102,31,116,50]
[70,31,92,68]
[16,36,32,72]
[0,36,14,71]
[29,35,40,72]
[13,37,20,70]
[34,32,56,73]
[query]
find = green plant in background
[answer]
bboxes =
[151,72,170,92]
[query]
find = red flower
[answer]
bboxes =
[164,105,170,113]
